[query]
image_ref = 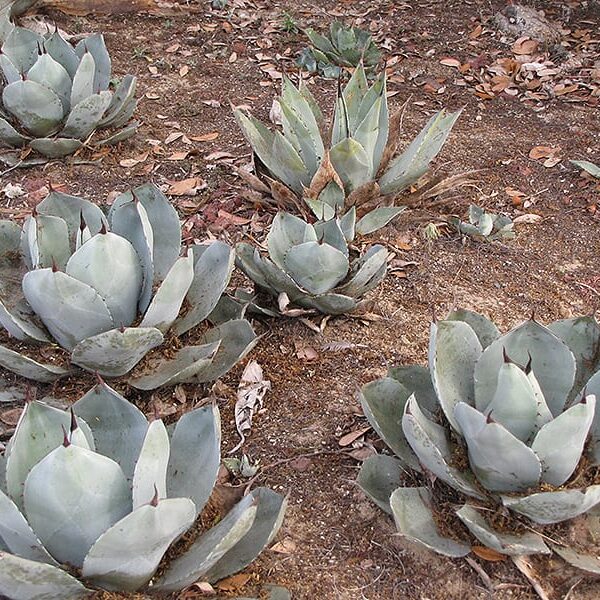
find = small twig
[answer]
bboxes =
[243,449,349,493]
[465,556,494,592]
[563,578,582,600]
[512,555,552,600]
[575,282,600,298]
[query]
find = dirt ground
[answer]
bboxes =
[1,0,600,598]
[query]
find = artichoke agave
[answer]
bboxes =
[296,21,381,78]
[234,64,460,221]
[236,210,390,315]
[0,380,287,597]
[0,20,138,159]
[0,183,257,389]
[358,310,600,566]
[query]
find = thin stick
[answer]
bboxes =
[511,555,552,600]
[465,556,494,592]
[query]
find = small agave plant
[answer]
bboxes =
[235,64,460,220]
[0,183,256,389]
[450,204,515,242]
[0,19,137,159]
[0,380,287,597]
[359,310,600,568]
[296,21,381,78]
[236,210,390,315]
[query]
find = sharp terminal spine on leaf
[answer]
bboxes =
[61,425,70,447]
[150,484,159,507]
[51,257,58,273]
[486,411,495,424]
[502,347,513,364]
[99,222,107,234]
[79,210,86,232]
[524,352,533,374]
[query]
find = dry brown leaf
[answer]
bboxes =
[270,537,296,554]
[440,57,461,68]
[190,132,220,142]
[513,213,542,224]
[119,152,149,168]
[165,131,184,145]
[167,177,206,196]
[529,145,555,160]
[472,546,507,562]
[216,573,251,592]
[512,37,538,55]
[338,427,371,447]
[307,150,344,199]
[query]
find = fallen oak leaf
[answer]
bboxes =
[167,177,207,196]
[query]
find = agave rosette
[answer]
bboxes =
[0,18,137,159]
[236,210,389,315]
[358,309,600,566]
[296,21,381,77]
[0,183,257,389]
[234,64,460,226]
[0,381,287,597]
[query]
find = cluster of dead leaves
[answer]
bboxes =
[440,23,600,107]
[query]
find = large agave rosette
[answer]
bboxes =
[358,310,600,568]
[0,183,257,389]
[0,381,286,597]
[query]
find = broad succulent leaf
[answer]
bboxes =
[360,377,421,471]
[170,242,234,336]
[429,320,482,432]
[357,454,404,514]
[502,486,600,525]
[474,319,576,416]
[530,396,595,486]
[6,401,93,509]
[81,498,196,591]
[73,382,148,481]
[153,493,258,591]
[387,365,438,413]
[571,160,600,178]
[22,268,115,350]
[0,489,57,565]
[0,344,73,382]
[166,404,221,515]
[446,309,500,349]
[0,552,91,599]
[456,505,550,555]
[378,108,462,195]
[454,401,541,492]
[23,443,131,567]
[390,487,470,557]
[550,543,600,574]
[204,488,288,583]
[132,419,170,510]
[71,327,164,377]
[403,396,483,498]
[355,206,405,236]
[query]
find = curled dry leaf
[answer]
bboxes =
[230,360,271,453]
[513,213,543,224]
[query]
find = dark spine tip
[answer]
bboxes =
[150,484,159,507]
[61,425,70,447]
[431,305,437,324]
[36,41,42,55]
[486,410,495,424]
[69,407,78,433]
[530,309,536,322]
[48,180,55,192]
[99,222,107,234]
[51,257,58,272]
[524,352,533,374]
[581,395,588,404]
[31,206,38,217]
[119,323,126,333]
[24,385,34,403]
[79,210,86,232]
[502,347,513,364]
